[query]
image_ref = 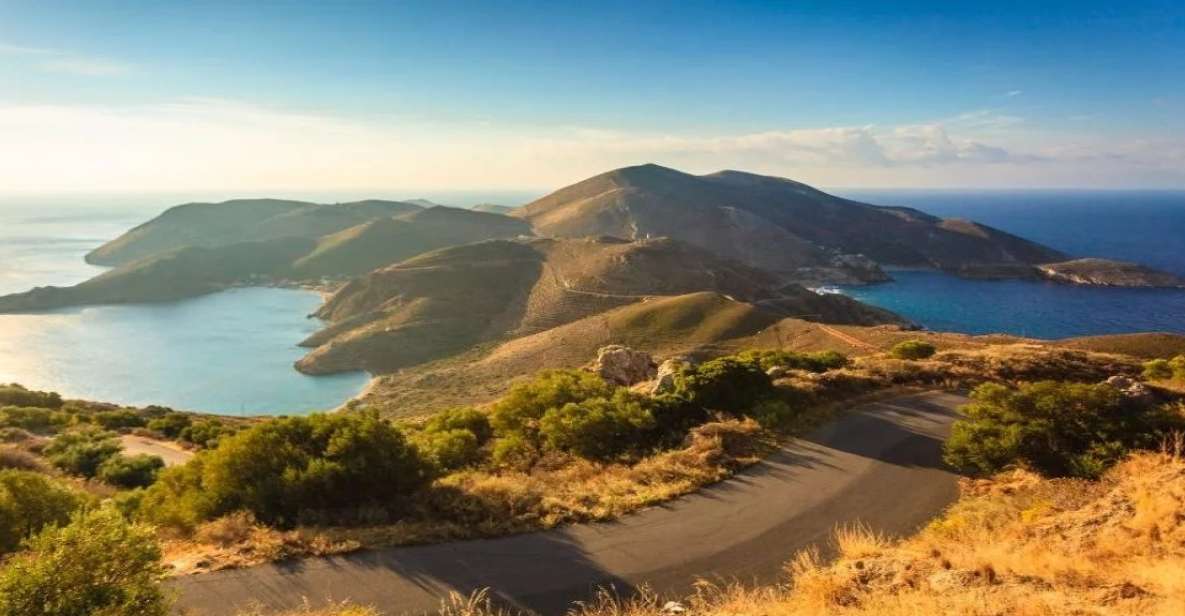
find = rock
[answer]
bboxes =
[661,601,687,614]
[1105,375,1155,402]
[766,365,789,379]
[651,357,690,395]
[595,345,657,386]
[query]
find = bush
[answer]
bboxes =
[490,433,537,469]
[0,470,84,554]
[737,349,848,373]
[539,390,656,460]
[44,428,122,478]
[0,384,62,409]
[93,409,147,430]
[747,398,797,428]
[944,381,1185,478]
[890,339,936,360]
[424,407,492,443]
[415,429,481,472]
[0,406,61,433]
[145,412,191,438]
[97,454,165,489]
[141,411,428,527]
[179,419,232,448]
[676,357,773,412]
[490,370,615,440]
[1149,355,1185,381]
[0,506,168,616]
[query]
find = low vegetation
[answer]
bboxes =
[945,380,1185,478]
[889,339,937,360]
[0,506,168,615]
[1144,354,1185,383]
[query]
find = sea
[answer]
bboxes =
[0,190,1182,414]
[834,190,1185,339]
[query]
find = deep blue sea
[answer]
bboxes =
[0,202,369,415]
[835,190,1185,339]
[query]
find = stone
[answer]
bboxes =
[594,345,657,386]
[1105,375,1155,402]
[766,365,789,379]
[661,601,687,614]
[651,357,690,394]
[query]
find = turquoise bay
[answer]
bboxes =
[0,204,368,415]
[0,288,369,415]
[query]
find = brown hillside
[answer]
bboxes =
[296,237,902,376]
[291,206,530,277]
[515,164,1068,281]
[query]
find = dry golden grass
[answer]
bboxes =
[548,449,1185,616]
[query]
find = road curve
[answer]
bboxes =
[172,391,965,616]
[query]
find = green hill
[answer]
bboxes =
[86,199,423,266]
[0,237,316,312]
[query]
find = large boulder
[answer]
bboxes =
[595,345,657,386]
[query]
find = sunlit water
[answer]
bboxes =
[0,205,368,415]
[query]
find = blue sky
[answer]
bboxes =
[1,1,1183,193]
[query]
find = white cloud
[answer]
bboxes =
[0,98,1180,193]
[0,41,132,77]
[1005,90,1023,97]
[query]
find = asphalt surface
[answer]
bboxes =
[172,391,965,616]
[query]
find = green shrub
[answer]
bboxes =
[424,407,492,443]
[44,428,122,478]
[415,429,481,472]
[747,398,797,428]
[0,406,61,433]
[0,470,84,554]
[141,411,428,527]
[179,419,232,449]
[145,412,191,438]
[136,459,209,531]
[0,384,62,410]
[97,454,165,489]
[944,381,1184,478]
[490,433,538,469]
[890,340,936,360]
[1172,355,1185,380]
[490,370,614,440]
[676,357,773,412]
[539,390,656,460]
[736,349,848,373]
[647,393,710,444]
[0,506,168,616]
[1143,358,1174,380]
[93,409,147,430]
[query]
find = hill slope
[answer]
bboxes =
[0,237,316,312]
[86,199,424,266]
[295,237,904,375]
[514,164,1068,282]
[291,206,531,277]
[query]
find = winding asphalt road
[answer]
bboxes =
[172,391,965,616]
